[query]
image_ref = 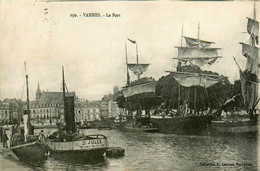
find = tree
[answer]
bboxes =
[116,65,240,112]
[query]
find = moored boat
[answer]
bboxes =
[115,120,158,133]
[150,115,212,135]
[46,134,109,160]
[150,24,225,135]
[114,39,158,132]
[211,2,259,137]
[211,117,258,137]
[45,67,109,160]
[9,62,48,162]
[10,138,48,161]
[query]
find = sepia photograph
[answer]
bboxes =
[0,1,259,170]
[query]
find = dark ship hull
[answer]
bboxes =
[115,123,158,133]
[211,115,259,137]
[150,115,212,135]
[10,141,48,162]
[49,148,107,162]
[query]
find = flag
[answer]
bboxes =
[127,38,136,44]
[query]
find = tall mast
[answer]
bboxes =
[125,43,130,86]
[193,22,200,114]
[62,66,67,129]
[24,62,32,135]
[135,43,140,116]
[125,44,129,118]
[238,2,259,117]
[25,62,30,114]
[197,22,200,40]
[252,1,256,46]
[136,43,140,80]
[62,66,66,107]
[136,43,139,64]
[253,1,256,20]
[181,25,184,46]
[177,26,183,115]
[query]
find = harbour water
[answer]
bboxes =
[0,129,258,170]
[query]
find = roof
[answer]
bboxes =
[75,100,101,108]
[34,92,76,106]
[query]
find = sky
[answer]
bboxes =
[0,1,259,101]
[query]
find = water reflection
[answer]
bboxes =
[1,129,258,170]
[42,155,107,171]
[49,153,106,165]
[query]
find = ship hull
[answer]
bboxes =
[46,135,109,161]
[115,123,158,133]
[150,115,212,135]
[10,141,48,162]
[211,116,259,137]
[49,148,107,162]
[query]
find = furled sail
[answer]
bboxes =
[171,72,221,88]
[177,47,220,58]
[175,47,220,67]
[127,63,150,76]
[247,18,259,44]
[240,43,259,75]
[122,81,155,98]
[184,36,214,48]
[238,8,260,113]
[179,57,219,67]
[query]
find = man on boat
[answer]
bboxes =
[58,129,66,142]
[38,130,45,142]
[66,130,73,141]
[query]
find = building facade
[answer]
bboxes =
[100,86,120,118]
[0,84,121,126]
[30,83,75,126]
[0,99,23,125]
[75,100,101,124]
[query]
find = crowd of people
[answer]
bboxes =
[48,129,83,142]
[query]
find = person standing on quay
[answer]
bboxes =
[2,131,8,148]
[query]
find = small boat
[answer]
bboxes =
[45,67,109,160]
[78,123,92,129]
[10,138,48,161]
[211,2,259,137]
[116,123,158,132]
[115,115,158,132]
[10,62,48,162]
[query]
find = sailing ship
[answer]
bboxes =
[211,2,259,136]
[115,39,158,132]
[10,62,48,162]
[45,67,109,160]
[150,25,224,135]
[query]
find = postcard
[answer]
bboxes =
[0,1,259,170]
